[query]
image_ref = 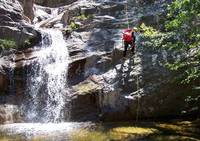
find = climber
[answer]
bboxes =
[122,28,136,57]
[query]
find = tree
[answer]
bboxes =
[165,0,200,84]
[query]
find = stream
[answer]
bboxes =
[0,120,200,141]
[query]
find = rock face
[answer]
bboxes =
[0,0,41,46]
[0,74,8,94]
[130,0,170,6]
[0,0,23,22]
[70,79,102,121]
[0,0,42,124]
[19,0,35,22]
[0,105,22,124]
[69,47,200,121]
[64,0,199,121]
[35,0,78,7]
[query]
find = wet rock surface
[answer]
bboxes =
[64,0,199,121]
[0,0,42,124]
[0,104,22,124]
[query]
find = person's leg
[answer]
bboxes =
[123,41,128,57]
[131,41,135,54]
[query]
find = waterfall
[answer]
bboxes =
[22,29,69,123]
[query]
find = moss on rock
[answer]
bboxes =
[72,80,101,95]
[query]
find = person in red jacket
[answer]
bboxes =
[122,28,136,57]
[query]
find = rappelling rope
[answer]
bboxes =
[125,0,130,29]
[125,0,140,122]
[135,33,141,123]
[136,74,140,122]
[123,0,140,122]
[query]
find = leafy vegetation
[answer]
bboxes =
[24,39,31,47]
[0,39,16,49]
[69,14,94,30]
[77,14,93,21]
[0,38,34,51]
[69,22,80,30]
[139,0,200,84]
[77,14,88,20]
[166,0,200,49]
[139,23,175,48]
[164,0,200,84]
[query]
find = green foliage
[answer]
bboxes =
[69,22,80,30]
[77,14,93,20]
[0,38,35,51]
[21,38,33,48]
[77,14,88,20]
[164,0,200,83]
[166,50,200,84]
[166,0,200,49]
[24,39,31,46]
[139,23,175,48]
[140,0,200,84]
[140,23,159,37]
[0,39,16,49]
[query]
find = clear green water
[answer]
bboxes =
[0,120,200,141]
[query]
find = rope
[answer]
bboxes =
[125,0,130,29]
[124,0,140,122]
[136,74,140,122]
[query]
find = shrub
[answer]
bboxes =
[69,22,80,30]
[0,39,16,49]
[164,0,200,83]
[77,14,87,20]
[77,14,94,20]
[138,23,175,49]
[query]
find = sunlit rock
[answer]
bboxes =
[0,104,21,124]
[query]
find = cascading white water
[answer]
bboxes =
[23,29,69,123]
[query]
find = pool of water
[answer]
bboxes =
[0,122,94,141]
[0,120,200,141]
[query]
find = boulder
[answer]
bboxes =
[130,0,163,6]
[0,0,23,22]
[34,5,52,23]
[72,79,102,95]
[18,0,35,22]
[0,73,8,95]
[98,2,125,16]
[0,0,41,49]
[61,6,81,25]
[69,79,102,121]
[0,104,22,124]
[0,24,41,47]
[35,0,78,7]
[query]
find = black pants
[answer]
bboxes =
[123,41,135,57]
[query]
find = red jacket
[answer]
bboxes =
[123,29,133,42]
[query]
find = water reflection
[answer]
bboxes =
[1,120,199,141]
